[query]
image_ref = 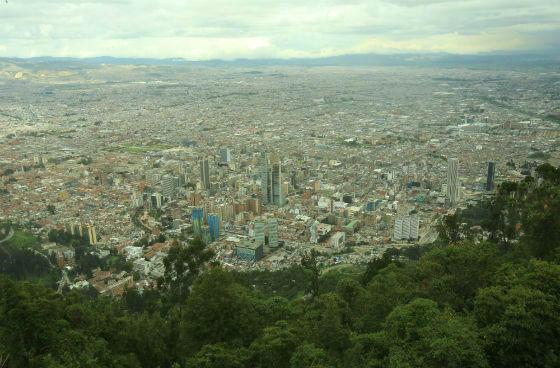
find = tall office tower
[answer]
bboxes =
[254,221,266,246]
[87,225,98,245]
[219,148,232,164]
[207,214,220,242]
[446,158,459,206]
[260,152,284,206]
[199,159,211,190]
[267,218,279,248]
[272,163,284,206]
[486,161,496,191]
[260,152,272,205]
[161,174,176,199]
[192,208,204,236]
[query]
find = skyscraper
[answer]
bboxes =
[192,208,204,236]
[267,218,279,248]
[272,163,284,206]
[486,161,495,191]
[207,214,220,242]
[199,159,210,190]
[219,148,232,165]
[161,174,175,199]
[260,152,272,205]
[447,158,459,206]
[260,152,285,207]
[254,221,266,246]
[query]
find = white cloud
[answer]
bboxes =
[0,0,558,59]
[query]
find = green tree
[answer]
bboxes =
[343,333,388,368]
[161,237,214,302]
[301,249,321,298]
[180,268,260,354]
[474,286,560,368]
[187,344,249,368]
[290,343,332,368]
[436,213,462,243]
[385,298,488,368]
[417,242,501,310]
[297,293,352,353]
[248,321,300,368]
[356,263,418,332]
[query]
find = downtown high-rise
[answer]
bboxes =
[486,161,496,191]
[199,158,210,190]
[260,152,284,207]
[447,158,459,206]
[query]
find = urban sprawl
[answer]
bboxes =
[1,62,559,296]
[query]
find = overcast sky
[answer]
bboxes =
[0,0,558,59]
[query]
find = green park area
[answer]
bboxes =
[5,229,39,249]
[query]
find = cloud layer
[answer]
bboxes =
[0,0,558,59]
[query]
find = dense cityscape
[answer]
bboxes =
[1,59,559,296]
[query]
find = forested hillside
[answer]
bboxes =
[1,164,559,368]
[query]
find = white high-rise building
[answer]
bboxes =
[446,158,459,206]
[161,175,176,199]
[393,215,419,241]
[393,217,404,240]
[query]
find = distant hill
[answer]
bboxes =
[1,52,559,69]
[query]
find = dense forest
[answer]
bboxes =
[0,164,559,367]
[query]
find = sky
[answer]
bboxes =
[0,0,559,60]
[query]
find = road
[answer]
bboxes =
[419,226,439,245]
[0,227,14,244]
[0,227,15,257]
[29,248,68,293]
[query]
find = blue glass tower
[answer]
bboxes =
[192,208,204,235]
[207,214,220,242]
